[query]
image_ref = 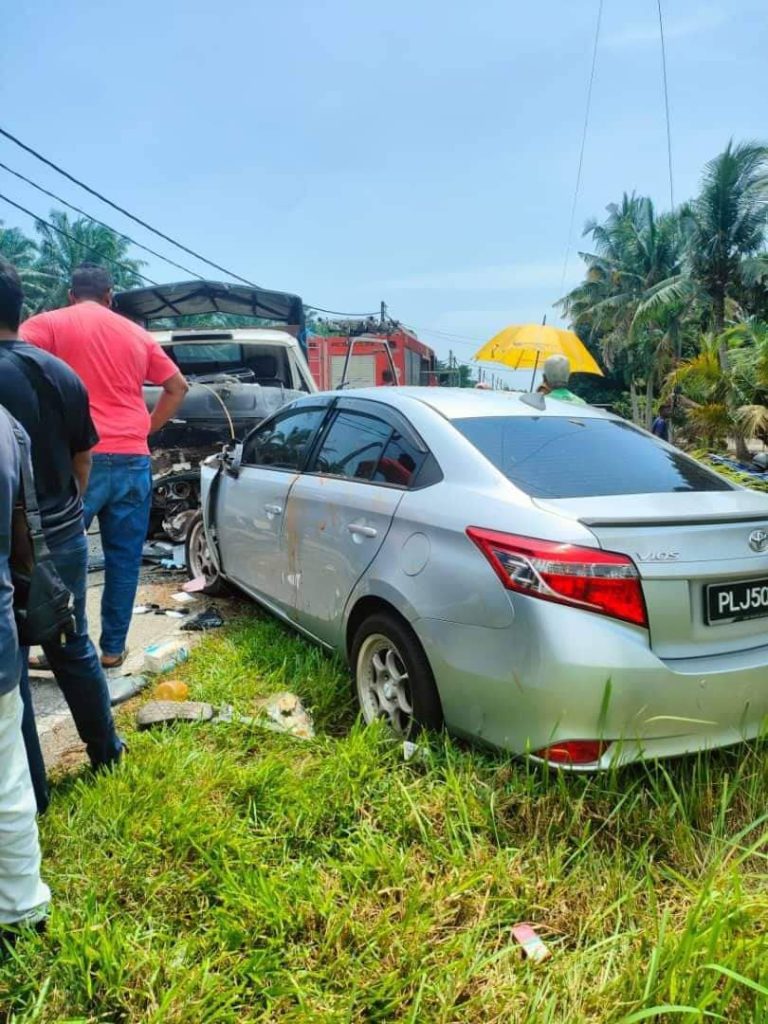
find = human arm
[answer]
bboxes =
[149,372,189,436]
[72,450,92,496]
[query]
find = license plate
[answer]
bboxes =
[706,578,768,625]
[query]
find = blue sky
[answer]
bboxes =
[2,0,767,379]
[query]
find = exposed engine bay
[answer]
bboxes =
[113,279,314,547]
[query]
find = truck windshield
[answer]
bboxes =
[167,343,293,387]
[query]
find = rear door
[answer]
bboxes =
[285,399,428,644]
[215,401,331,610]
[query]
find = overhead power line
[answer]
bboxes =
[0,191,159,286]
[0,124,261,288]
[0,125,383,317]
[0,160,205,281]
[656,0,675,209]
[559,0,604,298]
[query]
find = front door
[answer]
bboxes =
[215,403,330,611]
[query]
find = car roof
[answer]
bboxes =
[313,386,613,421]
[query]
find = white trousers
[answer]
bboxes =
[0,687,50,925]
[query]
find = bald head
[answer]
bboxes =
[542,355,571,388]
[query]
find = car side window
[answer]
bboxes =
[371,432,426,487]
[242,407,327,470]
[313,411,393,480]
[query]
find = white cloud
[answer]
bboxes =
[380,260,565,292]
[604,6,726,49]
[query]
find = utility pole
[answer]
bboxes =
[380,301,387,327]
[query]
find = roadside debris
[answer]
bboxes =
[172,591,198,606]
[134,602,161,615]
[137,700,215,729]
[142,540,174,563]
[256,692,314,739]
[181,607,224,632]
[182,575,208,594]
[153,679,190,701]
[141,540,186,571]
[135,691,314,739]
[511,925,551,963]
[402,740,423,762]
[107,675,149,706]
[143,638,190,674]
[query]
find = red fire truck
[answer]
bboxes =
[307,325,438,390]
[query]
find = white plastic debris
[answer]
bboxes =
[402,741,422,762]
[143,638,189,674]
[172,592,198,605]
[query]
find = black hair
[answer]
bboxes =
[0,258,23,331]
[71,262,114,299]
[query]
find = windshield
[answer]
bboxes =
[453,415,734,498]
[166,342,294,387]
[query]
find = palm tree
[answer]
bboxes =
[0,221,48,315]
[635,144,768,350]
[34,210,146,309]
[689,141,768,349]
[559,194,686,425]
[666,321,768,458]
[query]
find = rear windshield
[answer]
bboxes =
[453,415,733,498]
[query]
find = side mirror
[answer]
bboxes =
[225,442,244,477]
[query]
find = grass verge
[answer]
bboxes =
[2,611,768,1022]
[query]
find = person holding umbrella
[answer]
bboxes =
[537,355,586,405]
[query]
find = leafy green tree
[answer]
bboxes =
[34,210,146,309]
[0,221,48,315]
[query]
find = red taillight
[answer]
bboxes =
[534,740,609,766]
[466,528,648,628]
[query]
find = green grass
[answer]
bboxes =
[3,612,768,1022]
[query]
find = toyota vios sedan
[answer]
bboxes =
[195,387,768,768]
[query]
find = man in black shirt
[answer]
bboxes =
[0,259,123,812]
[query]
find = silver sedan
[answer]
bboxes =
[194,387,768,768]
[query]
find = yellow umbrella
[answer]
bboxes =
[473,323,603,378]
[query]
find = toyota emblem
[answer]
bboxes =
[749,529,768,553]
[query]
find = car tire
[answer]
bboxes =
[184,512,227,596]
[351,612,443,739]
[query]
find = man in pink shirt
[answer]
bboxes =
[22,263,188,668]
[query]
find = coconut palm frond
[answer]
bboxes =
[734,403,768,438]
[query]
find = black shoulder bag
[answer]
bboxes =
[1,408,76,648]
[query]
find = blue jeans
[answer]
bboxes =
[84,455,152,657]
[20,529,124,814]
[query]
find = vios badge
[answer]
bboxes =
[748,529,768,553]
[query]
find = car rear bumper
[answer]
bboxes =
[412,601,768,766]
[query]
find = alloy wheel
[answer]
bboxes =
[356,633,414,737]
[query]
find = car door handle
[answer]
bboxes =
[347,523,377,538]
[264,504,283,516]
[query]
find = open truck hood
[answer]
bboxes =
[114,280,304,328]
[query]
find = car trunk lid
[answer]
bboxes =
[535,492,768,658]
